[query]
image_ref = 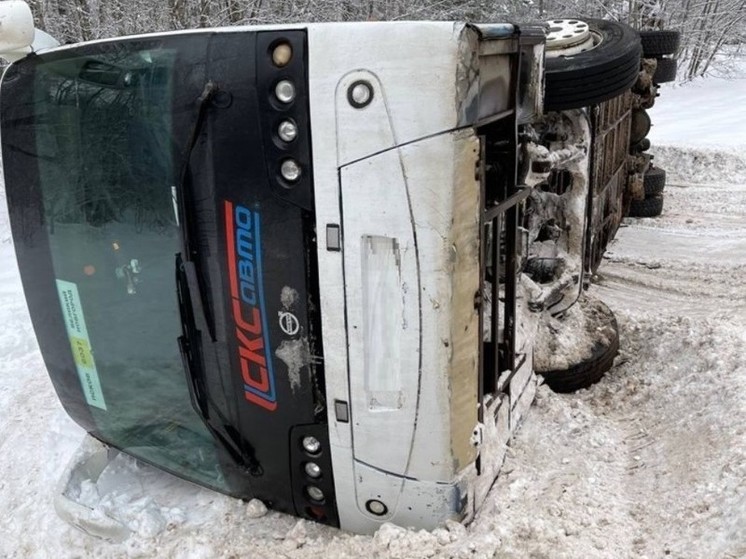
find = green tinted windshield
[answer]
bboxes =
[31,43,226,489]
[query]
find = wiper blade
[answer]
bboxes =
[173,81,218,339]
[175,253,262,475]
[175,253,207,412]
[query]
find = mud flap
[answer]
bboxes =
[53,434,131,542]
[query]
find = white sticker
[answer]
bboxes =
[56,279,107,410]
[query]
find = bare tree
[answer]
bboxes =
[24,0,746,80]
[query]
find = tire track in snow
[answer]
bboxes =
[579,178,746,558]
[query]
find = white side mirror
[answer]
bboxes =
[32,28,58,50]
[0,1,34,53]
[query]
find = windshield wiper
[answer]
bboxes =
[176,253,262,476]
[173,81,218,340]
[173,84,261,476]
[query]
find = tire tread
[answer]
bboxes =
[640,30,681,57]
[537,328,620,393]
[629,195,664,217]
[545,19,642,111]
[653,57,677,83]
[644,167,666,196]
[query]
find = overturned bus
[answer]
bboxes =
[0,0,677,538]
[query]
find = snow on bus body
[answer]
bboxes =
[306,22,543,532]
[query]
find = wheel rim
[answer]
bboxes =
[545,19,600,58]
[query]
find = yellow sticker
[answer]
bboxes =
[70,336,94,369]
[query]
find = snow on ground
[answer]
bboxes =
[649,52,746,150]
[2,61,746,558]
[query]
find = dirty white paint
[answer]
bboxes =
[399,129,481,481]
[340,146,420,480]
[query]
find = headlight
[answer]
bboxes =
[275,80,296,104]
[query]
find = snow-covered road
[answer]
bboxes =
[2,65,746,558]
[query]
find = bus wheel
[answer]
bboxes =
[643,166,666,197]
[534,296,619,393]
[653,57,677,84]
[544,18,642,112]
[639,30,681,57]
[629,195,664,218]
[630,109,652,145]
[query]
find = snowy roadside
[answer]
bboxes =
[2,69,746,558]
[648,54,746,151]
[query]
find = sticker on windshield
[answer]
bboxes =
[56,279,107,410]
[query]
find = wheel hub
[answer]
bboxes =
[545,19,597,58]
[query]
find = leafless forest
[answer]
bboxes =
[24,0,746,78]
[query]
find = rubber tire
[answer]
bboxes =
[537,315,619,393]
[629,195,664,217]
[545,19,642,112]
[653,57,677,83]
[644,167,666,196]
[632,138,652,153]
[639,30,681,57]
[629,109,651,145]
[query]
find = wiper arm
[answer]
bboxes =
[172,84,262,474]
[176,253,262,476]
[176,81,215,259]
[173,81,218,339]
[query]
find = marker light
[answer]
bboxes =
[275,80,296,104]
[304,462,322,478]
[272,42,293,67]
[278,120,298,142]
[366,499,388,516]
[281,159,302,182]
[306,486,325,502]
[348,81,374,108]
[302,436,321,454]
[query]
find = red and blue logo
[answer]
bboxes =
[224,200,277,411]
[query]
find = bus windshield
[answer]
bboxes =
[4,28,324,514]
[2,38,228,490]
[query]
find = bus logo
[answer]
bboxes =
[278,311,300,336]
[224,200,277,411]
